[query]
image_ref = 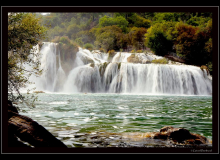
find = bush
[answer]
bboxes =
[99,48,105,53]
[99,15,128,32]
[83,43,94,51]
[108,50,116,56]
[175,22,212,65]
[147,31,173,56]
[129,13,151,28]
[206,62,212,72]
[137,50,143,53]
[51,36,79,74]
[129,27,147,50]
[60,36,69,44]
[151,58,168,64]
[75,37,84,47]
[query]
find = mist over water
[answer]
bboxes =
[28,42,212,95]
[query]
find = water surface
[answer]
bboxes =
[20,93,212,147]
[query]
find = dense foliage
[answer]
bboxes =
[8,13,47,102]
[39,12,212,70]
[8,12,212,103]
[8,11,213,102]
[51,36,79,74]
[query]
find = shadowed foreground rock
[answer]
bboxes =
[152,126,209,145]
[8,100,67,148]
[63,126,211,148]
[8,101,211,148]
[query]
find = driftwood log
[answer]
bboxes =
[8,100,67,148]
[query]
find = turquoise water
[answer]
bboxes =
[20,93,212,147]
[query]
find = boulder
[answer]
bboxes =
[8,100,67,148]
[153,126,208,144]
[127,54,141,63]
[8,100,18,114]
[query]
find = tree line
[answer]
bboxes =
[8,12,212,102]
[39,12,212,69]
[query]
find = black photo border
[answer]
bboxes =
[1,6,219,154]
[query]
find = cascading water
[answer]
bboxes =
[31,42,212,95]
[30,42,66,92]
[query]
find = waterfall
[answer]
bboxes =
[30,43,212,95]
[30,42,66,92]
[64,62,212,95]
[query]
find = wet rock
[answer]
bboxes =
[74,133,87,138]
[8,100,18,114]
[152,126,208,145]
[8,101,67,148]
[65,127,211,148]
[127,54,141,63]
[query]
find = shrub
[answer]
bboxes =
[51,36,79,74]
[206,62,212,73]
[75,37,84,47]
[129,27,147,50]
[60,36,69,44]
[137,50,143,53]
[99,48,105,53]
[99,15,128,32]
[147,31,173,56]
[151,58,168,64]
[129,13,151,28]
[200,65,210,75]
[108,50,116,56]
[83,43,94,51]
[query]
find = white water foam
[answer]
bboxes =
[24,43,212,95]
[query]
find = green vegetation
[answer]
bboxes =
[151,58,168,64]
[99,15,128,32]
[108,50,116,56]
[8,11,213,103]
[9,12,212,97]
[39,12,212,69]
[136,50,143,53]
[99,48,105,53]
[8,13,47,102]
[144,13,212,67]
[83,43,94,51]
[107,49,116,61]
[174,21,212,66]
[52,36,78,74]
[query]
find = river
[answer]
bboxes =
[20,93,212,148]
